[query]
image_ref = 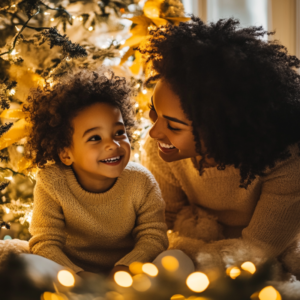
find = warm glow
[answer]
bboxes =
[51,18,55,22]
[10,49,18,55]
[170,295,185,300]
[129,261,143,274]
[15,26,20,31]
[186,272,210,293]
[161,256,179,272]
[227,267,241,279]
[88,26,94,31]
[259,286,281,300]
[57,270,75,287]
[5,207,10,213]
[4,176,13,181]
[114,271,133,287]
[134,153,139,158]
[142,89,147,94]
[135,103,139,108]
[132,274,151,291]
[72,16,76,19]
[9,89,15,95]
[241,262,256,274]
[42,292,65,300]
[142,263,159,277]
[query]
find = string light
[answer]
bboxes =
[170,295,185,300]
[72,16,75,19]
[135,103,139,108]
[258,286,281,300]
[15,26,20,31]
[132,274,151,292]
[241,262,256,274]
[227,267,241,279]
[5,207,10,214]
[57,270,75,287]
[161,256,179,272]
[186,272,210,293]
[9,89,16,95]
[4,176,13,181]
[50,18,54,22]
[44,12,50,15]
[142,89,147,94]
[142,263,158,277]
[129,261,143,274]
[114,271,133,287]
[10,49,18,55]
[134,153,139,159]
[78,16,83,21]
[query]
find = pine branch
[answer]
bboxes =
[41,27,88,59]
[38,1,72,24]
[0,6,41,57]
[0,167,25,177]
[0,123,13,138]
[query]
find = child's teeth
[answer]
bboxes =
[102,156,120,162]
[159,142,175,149]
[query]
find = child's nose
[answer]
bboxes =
[105,139,120,151]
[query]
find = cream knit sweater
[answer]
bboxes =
[29,162,168,274]
[142,137,300,258]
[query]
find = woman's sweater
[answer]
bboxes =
[29,162,168,274]
[142,137,300,258]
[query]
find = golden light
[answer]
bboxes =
[4,176,13,181]
[105,291,124,300]
[129,261,143,274]
[171,295,185,300]
[50,18,55,22]
[72,16,76,19]
[10,49,18,55]
[186,272,210,293]
[135,103,139,108]
[258,286,281,300]
[226,267,241,279]
[114,271,133,287]
[57,270,75,287]
[88,26,94,31]
[132,274,151,292]
[9,89,15,95]
[142,89,147,94]
[241,262,256,274]
[44,12,50,15]
[78,16,83,21]
[15,26,20,31]
[42,292,65,300]
[142,263,159,277]
[161,256,179,272]
[134,153,139,158]
[12,4,16,7]
[5,207,10,214]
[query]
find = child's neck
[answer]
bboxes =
[71,165,117,193]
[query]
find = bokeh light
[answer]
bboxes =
[241,262,256,274]
[170,294,185,300]
[132,274,151,292]
[259,286,281,300]
[161,256,179,272]
[129,261,143,274]
[226,267,241,279]
[186,272,210,293]
[142,263,159,277]
[42,292,65,300]
[57,270,75,287]
[114,271,133,287]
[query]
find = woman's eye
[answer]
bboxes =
[88,135,101,141]
[167,123,181,131]
[116,130,125,136]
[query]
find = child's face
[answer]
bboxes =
[63,102,131,180]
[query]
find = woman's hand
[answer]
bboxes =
[108,265,130,281]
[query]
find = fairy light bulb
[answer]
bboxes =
[258,286,281,300]
[88,26,94,31]
[114,271,133,287]
[186,272,210,293]
[132,274,151,292]
[57,270,75,287]
[241,261,256,274]
[161,256,179,272]
[227,267,241,279]
[142,263,158,277]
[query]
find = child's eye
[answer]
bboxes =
[167,123,181,131]
[116,130,126,136]
[88,135,101,141]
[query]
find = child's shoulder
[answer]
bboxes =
[124,161,156,182]
[37,163,66,182]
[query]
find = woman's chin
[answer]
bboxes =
[158,148,186,162]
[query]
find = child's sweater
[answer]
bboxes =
[29,162,168,273]
[141,137,300,258]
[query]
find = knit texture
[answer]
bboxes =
[29,162,168,273]
[141,137,300,259]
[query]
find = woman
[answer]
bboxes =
[139,17,300,273]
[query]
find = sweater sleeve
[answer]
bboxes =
[115,167,169,266]
[242,148,300,257]
[141,136,189,229]
[29,170,83,273]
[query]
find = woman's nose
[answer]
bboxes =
[149,119,165,140]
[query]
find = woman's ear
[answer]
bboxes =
[59,148,73,166]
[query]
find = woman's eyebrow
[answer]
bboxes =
[163,115,189,126]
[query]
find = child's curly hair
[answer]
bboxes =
[23,69,135,168]
[138,16,300,188]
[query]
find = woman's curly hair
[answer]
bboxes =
[138,16,300,188]
[23,69,135,168]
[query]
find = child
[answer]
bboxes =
[24,69,168,278]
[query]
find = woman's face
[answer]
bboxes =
[149,80,201,162]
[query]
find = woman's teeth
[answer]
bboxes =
[159,142,175,149]
[101,156,121,163]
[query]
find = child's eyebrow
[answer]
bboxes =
[82,122,124,137]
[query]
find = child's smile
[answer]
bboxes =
[59,102,131,193]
